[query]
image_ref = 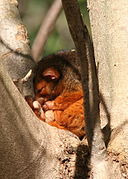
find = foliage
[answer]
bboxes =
[19,0,90,56]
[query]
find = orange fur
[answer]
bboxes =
[31,50,86,138]
[41,91,85,138]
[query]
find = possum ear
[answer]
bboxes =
[42,67,60,80]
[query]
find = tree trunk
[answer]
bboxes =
[0,63,89,178]
[0,1,88,178]
[0,0,127,178]
[0,0,35,97]
[88,0,128,177]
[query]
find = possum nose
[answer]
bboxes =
[35,80,47,91]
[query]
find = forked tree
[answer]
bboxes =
[0,0,127,178]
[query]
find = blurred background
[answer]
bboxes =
[19,0,90,57]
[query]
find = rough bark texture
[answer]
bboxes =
[1,0,127,178]
[0,1,89,178]
[61,1,112,178]
[88,0,128,178]
[0,0,35,97]
[0,61,89,178]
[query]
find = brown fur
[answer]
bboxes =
[33,50,86,138]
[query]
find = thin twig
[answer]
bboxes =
[20,69,33,83]
[32,0,62,62]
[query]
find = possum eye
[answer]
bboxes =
[43,75,58,82]
[42,67,60,82]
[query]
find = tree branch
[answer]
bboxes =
[32,0,62,62]
[0,0,35,97]
[0,60,85,178]
[61,0,111,178]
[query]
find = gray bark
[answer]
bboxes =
[0,0,35,97]
[88,0,128,178]
[0,1,88,178]
[61,1,111,178]
[0,0,127,178]
[0,61,88,178]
